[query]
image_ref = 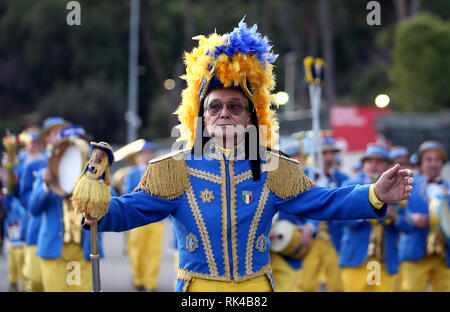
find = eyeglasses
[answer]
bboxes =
[206,100,248,116]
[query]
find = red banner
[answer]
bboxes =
[330,105,390,151]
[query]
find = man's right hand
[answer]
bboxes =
[411,213,429,229]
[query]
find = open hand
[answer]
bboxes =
[374,164,414,203]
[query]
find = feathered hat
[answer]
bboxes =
[175,18,279,149]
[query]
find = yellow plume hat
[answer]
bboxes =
[175,18,280,149]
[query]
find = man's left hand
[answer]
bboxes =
[374,164,414,203]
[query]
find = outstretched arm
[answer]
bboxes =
[83,190,182,232]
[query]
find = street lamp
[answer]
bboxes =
[275,91,289,106]
[375,94,390,108]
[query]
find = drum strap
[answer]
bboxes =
[62,199,83,245]
[368,223,384,261]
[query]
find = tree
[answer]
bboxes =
[391,14,450,111]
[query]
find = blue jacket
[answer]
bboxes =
[29,169,103,261]
[124,164,146,194]
[398,175,450,266]
[86,148,386,291]
[19,154,48,246]
[2,194,25,247]
[338,174,400,275]
[304,167,349,252]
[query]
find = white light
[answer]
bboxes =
[375,94,390,108]
[275,91,289,105]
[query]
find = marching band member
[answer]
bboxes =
[2,131,29,291]
[269,144,316,292]
[298,134,348,292]
[124,141,165,292]
[398,140,450,292]
[83,19,413,292]
[28,122,103,292]
[19,119,69,292]
[339,143,401,292]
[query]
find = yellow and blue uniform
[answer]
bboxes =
[338,174,400,292]
[398,175,450,291]
[297,167,348,292]
[86,147,387,292]
[3,193,25,290]
[19,153,48,292]
[29,168,104,292]
[124,162,165,291]
[3,157,28,291]
[270,212,317,292]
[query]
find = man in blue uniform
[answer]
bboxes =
[269,143,316,292]
[83,20,414,292]
[19,119,69,292]
[398,140,450,291]
[28,122,103,292]
[298,134,348,292]
[339,143,401,292]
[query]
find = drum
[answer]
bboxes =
[270,220,310,259]
[48,137,90,197]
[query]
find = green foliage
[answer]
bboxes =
[1,0,449,142]
[351,63,390,106]
[39,77,127,142]
[391,14,450,111]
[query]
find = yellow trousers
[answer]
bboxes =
[22,245,44,292]
[340,257,396,292]
[39,243,92,292]
[297,239,343,292]
[270,252,301,292]
[400,255,450,292]
[127,221,164,290]
[8,244,24,287]
[187,275,273,292]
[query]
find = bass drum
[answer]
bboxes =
[48,137,90,197]
[270,220,310,260]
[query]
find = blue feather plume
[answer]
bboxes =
[207,18,278,68]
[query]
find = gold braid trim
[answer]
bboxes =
[229,161,239,279]
[186,184,219,276]
[219,160,231,278]
[176,263,273,284]
[188,167,222,184]
[245,183,270,275]
[234,170,253,184]
[135,149,190,200]
[265,151,315,199]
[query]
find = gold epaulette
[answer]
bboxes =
[264,151,316,199]
[135,149,190,200]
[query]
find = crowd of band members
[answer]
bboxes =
[1,117,448,292]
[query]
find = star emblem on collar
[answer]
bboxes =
[199,188,215,203]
